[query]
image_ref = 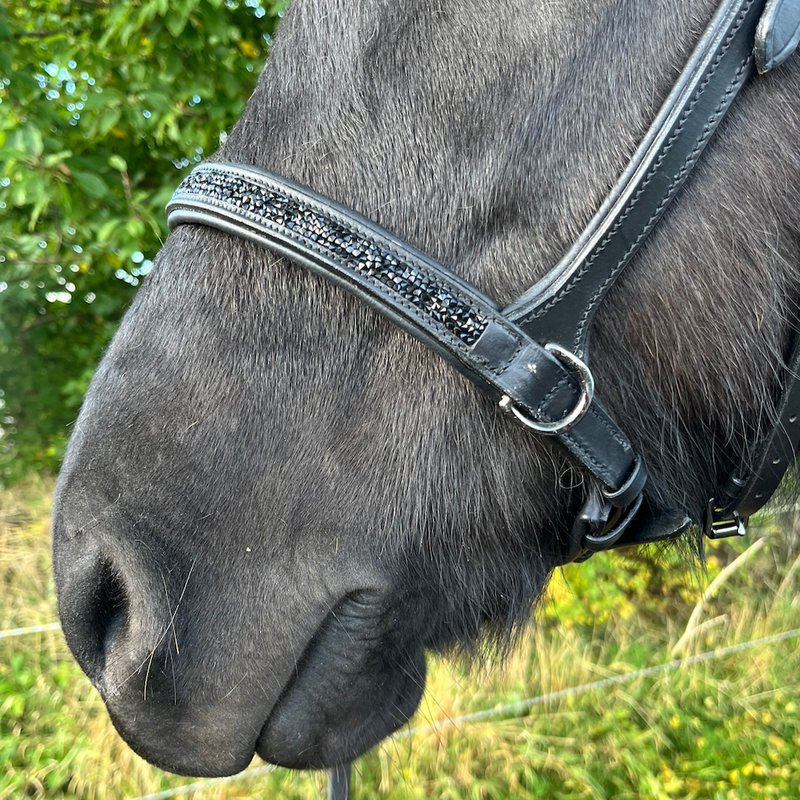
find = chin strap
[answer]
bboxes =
[167,0,800,565]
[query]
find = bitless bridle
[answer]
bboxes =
[165,0,799,795]
[168,0,800,563]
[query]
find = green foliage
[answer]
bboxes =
[0,0,287,483]
[542,545,705,629]
[3,485,800,799]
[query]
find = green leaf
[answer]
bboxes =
[96,219,121,243]
[71,171,110,200]
[108,155,128,172]
[43,151,73,168]
[10,181,28,207]
[125,218,145,238]
[165,13,188,37]
[141,91,172,113]
[20,125,44,159]
[0,0,283,483]
[98,108,123,137]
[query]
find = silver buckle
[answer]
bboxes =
[499,343,595,435]
[703,500,748,539]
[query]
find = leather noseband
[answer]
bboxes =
[167,0,800,563]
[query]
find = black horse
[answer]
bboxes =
[52,0,800,779]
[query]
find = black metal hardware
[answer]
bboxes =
[704,501,749,539]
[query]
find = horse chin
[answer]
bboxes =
[99,591,427,775]
[255,591,428,770]
[104,697,260,779]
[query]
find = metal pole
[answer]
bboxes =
[327,763,351,800]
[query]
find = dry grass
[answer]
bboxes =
[2,482,800,799]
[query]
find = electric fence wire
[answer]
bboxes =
[0,622,62,639]
[106,625,800,800]
[4,621,800,797]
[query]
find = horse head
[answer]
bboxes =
[52,0,800,777]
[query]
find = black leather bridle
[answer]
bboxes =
[166,0,800,565]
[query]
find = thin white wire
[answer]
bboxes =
[397,626,800,737]
[125,626,800,800]
[0,622,61,639]
[129,766,278,800]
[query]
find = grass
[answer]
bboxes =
[3,480,800,799]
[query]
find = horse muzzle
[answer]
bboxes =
[52,487,427,775]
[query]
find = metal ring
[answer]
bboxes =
[498,343,595,435]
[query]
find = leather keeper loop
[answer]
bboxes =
[602,456,648,508]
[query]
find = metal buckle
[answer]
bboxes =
[703,499,748,539]
[559,486,644,564]
[499,343,595,435]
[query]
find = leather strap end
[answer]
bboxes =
[754,0,800,72]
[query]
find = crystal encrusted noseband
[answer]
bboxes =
[174,168,488,347]
[166,0,800,563]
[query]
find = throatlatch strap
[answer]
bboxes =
[705,330,800,538]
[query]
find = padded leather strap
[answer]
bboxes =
[503,0,766,360]
[717,333,800,519]
[167,164,643,500]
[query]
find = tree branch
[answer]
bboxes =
[19,314,60,333]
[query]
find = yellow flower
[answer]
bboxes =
[768,734,785,750]
[238,40,259,59]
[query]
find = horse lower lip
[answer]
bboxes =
[255,592,427,769]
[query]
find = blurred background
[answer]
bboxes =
[2,2,800,798]
[0,0,287,485]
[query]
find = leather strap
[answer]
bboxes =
[755,0,800,72]
[167,164,643,502]
[705,331,800,537]
[503,0,766,361]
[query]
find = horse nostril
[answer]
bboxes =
[94,560,128,659]
[55,547,129,684]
